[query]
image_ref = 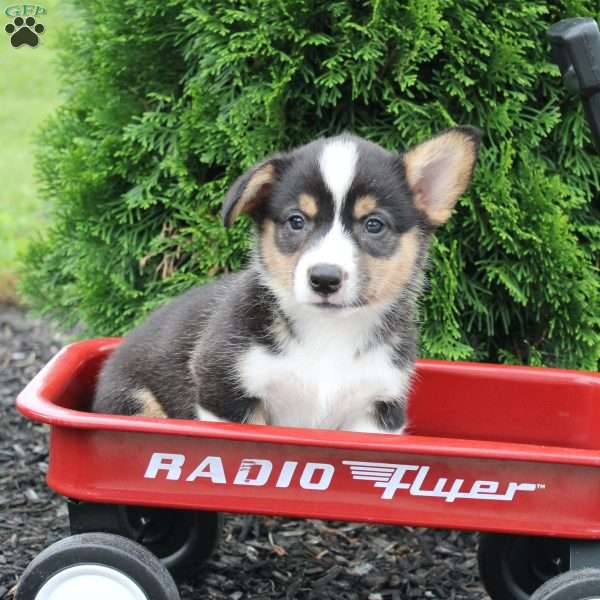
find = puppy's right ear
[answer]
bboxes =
[222,155,290,228]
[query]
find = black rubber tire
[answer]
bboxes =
[68,502,223,580]
[478,533,568,600]
[15,532,180,600]
[530,568,600,599]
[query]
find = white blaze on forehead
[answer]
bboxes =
[289,137,360,307]
[319,138,358,213]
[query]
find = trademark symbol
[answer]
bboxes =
[536,484,546,490]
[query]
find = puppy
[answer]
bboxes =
[93,128,480,433]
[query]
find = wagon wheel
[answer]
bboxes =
[68,501,223,580]
[530,568,600,599]
[478,533,568,600]
[15,532,180,600]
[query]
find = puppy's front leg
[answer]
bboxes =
[245,403,268,426]
[344,418,404,435]
[195,396,268,425]
[344,400,405,435]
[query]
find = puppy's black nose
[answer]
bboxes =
[309,264,343,296]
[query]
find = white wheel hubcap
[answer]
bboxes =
[35,564,148,600]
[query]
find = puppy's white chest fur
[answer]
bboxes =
[238,308,409,430]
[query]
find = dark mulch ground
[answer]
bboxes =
[0,304,487,599]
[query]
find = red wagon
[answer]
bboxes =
[12,16,600,600]
[15,337,600,599]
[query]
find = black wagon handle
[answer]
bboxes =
[547,17,600,152]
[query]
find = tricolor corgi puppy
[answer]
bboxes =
[93,128,480,433]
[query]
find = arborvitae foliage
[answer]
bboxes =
[22,0,599,369]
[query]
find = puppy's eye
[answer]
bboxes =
[288,214,306,231]
[365,217,385,234]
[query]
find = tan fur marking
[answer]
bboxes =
[136,388,167,418]
[353,194,378,220]
[298,193,318,218]
[404,131,477,226]
[364,227,419,304]
[261,220,299,293]
[228,163,275,225]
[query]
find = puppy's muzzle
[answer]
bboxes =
[309,264,343,296]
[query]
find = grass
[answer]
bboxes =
[0,1,73,303]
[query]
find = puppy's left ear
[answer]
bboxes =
[222,154,290,228]
[403,126,481,227]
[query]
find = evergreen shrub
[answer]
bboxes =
[22,0,600,369]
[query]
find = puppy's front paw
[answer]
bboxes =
[344,418,404,435]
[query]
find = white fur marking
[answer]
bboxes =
[319,138,358,213]
[238,310,410,430]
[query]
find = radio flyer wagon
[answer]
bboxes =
[13,17,600,600]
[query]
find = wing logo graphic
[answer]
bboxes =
[343,461,540,502]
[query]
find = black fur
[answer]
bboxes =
[374,400,405,431]
[94,271,283,421]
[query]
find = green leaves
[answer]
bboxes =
[22,0,599,369]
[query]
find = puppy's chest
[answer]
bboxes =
[238,334,406,429]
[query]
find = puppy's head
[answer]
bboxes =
[223,128,480,310]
